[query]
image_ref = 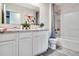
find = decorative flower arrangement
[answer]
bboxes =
[24,15,35,25]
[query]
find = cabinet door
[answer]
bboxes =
[41,33,48,52]
[37,37,43,54]
[33,31,42,55]
[19,38,32,56]
[33,37,38,55]
[33,36,42,55]
[37,32,48,54]
[0,41,16,56]
[33,31,48,55]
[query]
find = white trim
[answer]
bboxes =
[60,38,79,52]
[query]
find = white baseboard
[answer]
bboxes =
[59,38,79,52]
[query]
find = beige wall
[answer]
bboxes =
[60,3,79,14]
[54,4,61,37]
[54,5,61,30]
[60,4,79,52]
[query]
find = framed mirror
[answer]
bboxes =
[2,3,39,25]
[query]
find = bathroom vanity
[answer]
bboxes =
[0,3,48,56]
[0,29,48,56]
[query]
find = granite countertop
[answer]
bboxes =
[0,28,48,33]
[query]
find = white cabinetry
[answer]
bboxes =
[0,33,18,56]
[0,30,48,56]
[19,32,32,56]
[32,36,38,55]
[0,41,16,56]
[33,31,48,55]
[41,31,48,53]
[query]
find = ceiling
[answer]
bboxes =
[55,3,79,10]
[55,3,79,14]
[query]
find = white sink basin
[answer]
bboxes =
[0,28,7,32]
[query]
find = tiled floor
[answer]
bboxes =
[39,47,79,56]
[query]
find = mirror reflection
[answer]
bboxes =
[2,3,39,25]
[6,11,21,24]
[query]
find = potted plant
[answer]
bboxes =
[21,23,26,29]
[25,23,30,29]
[39,23,44,28]
[21,21,30,29]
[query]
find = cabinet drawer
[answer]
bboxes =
[33,31,48,37]
[19,32,32,39]
[0,33,18,42]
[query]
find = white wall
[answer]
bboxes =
[5,3,36,24]
[39,3,50,29]
[60,4,79,52]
